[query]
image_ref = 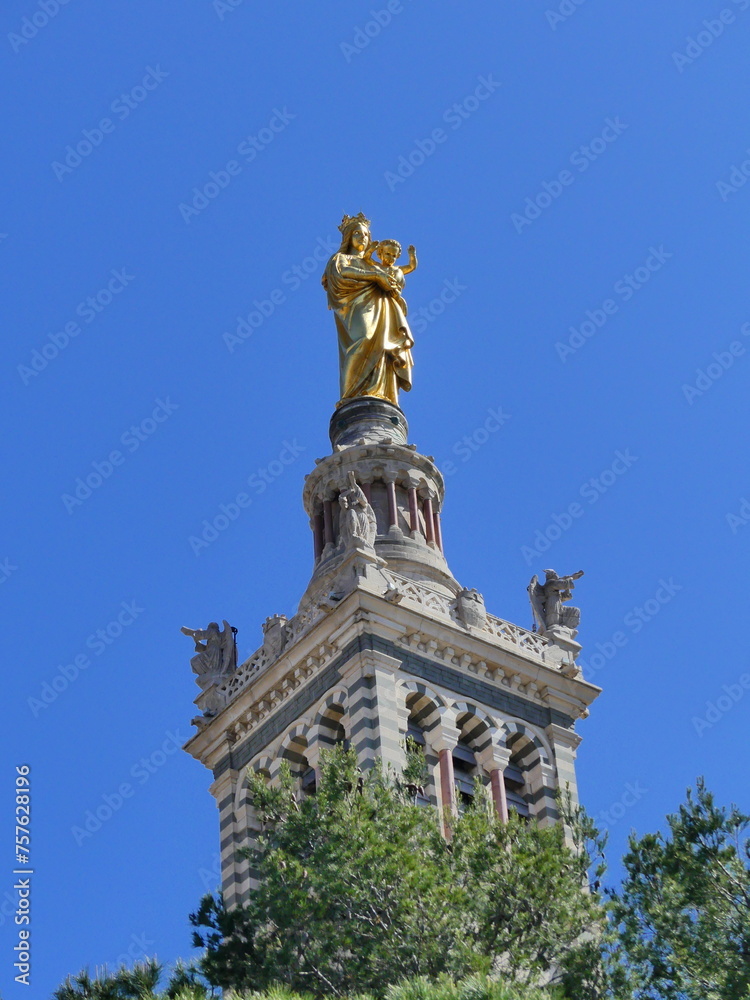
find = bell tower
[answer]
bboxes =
[183,395,600,909]
[182,212,600,910]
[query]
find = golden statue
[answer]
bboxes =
[322,213,418,406]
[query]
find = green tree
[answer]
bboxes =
[191,746,618,999]
[52,959,212,1000]
[52,972,558,1000]
[613,778,750,1000]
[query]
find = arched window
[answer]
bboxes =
[405,720,430,806]
[503,760,529,819]
[452,740,479,813]
[281,732,313,796]
[318,703,348,751]
[300,765,316,795]
[504,731,537,820]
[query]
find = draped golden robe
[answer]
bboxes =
[323,252,414,405]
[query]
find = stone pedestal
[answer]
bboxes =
[304,397,455,595]
[330,397,408,449]
[542,626,582,676]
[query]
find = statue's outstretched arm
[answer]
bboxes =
[401,244,418,275]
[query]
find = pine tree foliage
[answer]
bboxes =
[613,778,750,1000]
[51,759,750,1000]
[190,746,617,998]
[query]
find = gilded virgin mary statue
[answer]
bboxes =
[322,213,417,407]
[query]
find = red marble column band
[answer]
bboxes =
[438,747,456,836]
[408,486,420,535]
[423,495,435,544]
[433,509,443,552]
[313,512,324,560]
[323,500,334,547]
[386,480,398,528]
[489,767,509,823]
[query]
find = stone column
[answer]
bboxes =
[323,499,334,547]
[312,512,324,561]
[385,477,398,530]
[433,509,444,552]
[438,750,455,826]
[477,743,512,823]
[422,494,435,545]
[430,719,460,837]
[408,485,420,537]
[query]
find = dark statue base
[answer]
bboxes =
[329,396,409,449]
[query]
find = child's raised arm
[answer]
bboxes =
[401,244,418,274]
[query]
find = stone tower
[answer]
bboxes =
[183,395,600,910]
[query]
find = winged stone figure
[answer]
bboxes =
[528,569,584,633]
[181,619,237,683]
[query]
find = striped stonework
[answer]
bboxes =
[184,397,600,912]
[188,595,597,909]
[210,772,242,911]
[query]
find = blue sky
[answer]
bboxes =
[3,0,749,994]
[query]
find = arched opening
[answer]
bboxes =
[404,690,443,807]
[454,711,491,813]
[281,731,314,797]
[317,702,348,751]
[504,730,537,820]
[405,718,431,806]
[452,740,479,812]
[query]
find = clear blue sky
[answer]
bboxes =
[3,0,749,994]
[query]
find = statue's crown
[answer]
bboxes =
[339,212,371,234]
